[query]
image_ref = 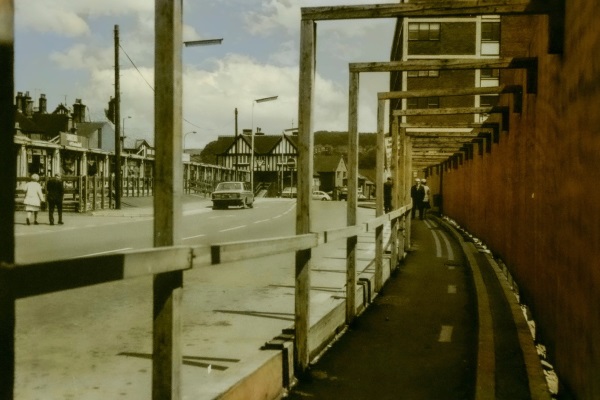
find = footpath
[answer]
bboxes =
[285,215,552,400]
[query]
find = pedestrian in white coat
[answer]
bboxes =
[23,173,45,225]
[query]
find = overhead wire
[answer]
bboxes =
[118,44,215,133]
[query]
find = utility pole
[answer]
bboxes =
[234,108,238,179]
[114,25,122,209]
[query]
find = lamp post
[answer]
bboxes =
[251,95,278,192]
[183,131,197,152]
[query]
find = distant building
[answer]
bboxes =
[212,132,298,195]
[390,10,500,172]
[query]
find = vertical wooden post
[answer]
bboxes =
[295,18,315,377]
[404,130,412,250]
[79,176,84,213]
[153,0,183,399]
[390,103,399,270]
[376,115,385,217]
[346,71,359,323]
[395,118,407,259]
[92,176,97,210]
[374,99,385,291]
[0,2,16,397]
[101,175,105,209]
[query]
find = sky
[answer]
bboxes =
[15,0,398,149]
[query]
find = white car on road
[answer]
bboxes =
[312,191,332,201]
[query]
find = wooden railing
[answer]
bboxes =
[0,202,411,398]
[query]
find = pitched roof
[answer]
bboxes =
[15,111,44,133]
[213,134,296,156]
[212,136,236,155]
[75,122,106,138]
[253,135,282,154]
[31,113,69,137]
[314,154,345,172]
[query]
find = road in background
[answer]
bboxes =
[13,198,378,399]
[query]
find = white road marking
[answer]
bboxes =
[209,215,235,219]
[448,285,457,294]
[219,225,246,232]
[427,225,442,257]
[438,230,455,261]
[439,325,453,342]
[71,248,132,258]
[183,234,206,240]
[253,219,271,224]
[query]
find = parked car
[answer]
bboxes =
[337,187,367,201]
[212,181,254,209]
[281,187,297,198]
[312,191,332,201]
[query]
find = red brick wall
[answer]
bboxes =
[436,5,600,398]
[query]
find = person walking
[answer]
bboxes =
[23,173,45,225]
[410,178,425,219]
[383,177,393,213]
[421,178,431,220]
[46,173,65,225]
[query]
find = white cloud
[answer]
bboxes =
[15,0,395,150]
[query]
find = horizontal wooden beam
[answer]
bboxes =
[413,151,457,156]
[412,143,471,150]
[354,58,537,93]
[351,57,535,73]
[302,1,550,21]
[322,225,364,244]
[400,122,498,129]
[378,84,522,100]
[394,105,509,117]
[210,234,318,265]
[3,247,193,299]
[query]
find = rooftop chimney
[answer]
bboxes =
[72,98,86,123]
[38,94,47,114]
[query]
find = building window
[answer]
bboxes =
[481,22,500,55]
[481,22,500,42]
[407,70,440,78]
[408,23,440,41]
[481,69,499,78]
[480,68,500,87]
[407,97,440,109]
[480,95,499,107]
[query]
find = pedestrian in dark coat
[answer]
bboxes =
[46,173,65,225]
[383,177,393,213]
[410,178,425,219]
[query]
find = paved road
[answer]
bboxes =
[13,196,380,399]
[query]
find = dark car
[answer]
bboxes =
[212,181,254,209]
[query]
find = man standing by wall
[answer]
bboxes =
[410,178,425,219]
[46,173,64,225]
[383,177,393,213]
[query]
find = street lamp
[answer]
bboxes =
[183,38,223,47]
[183,131,197,152]
[251,96,278,192]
